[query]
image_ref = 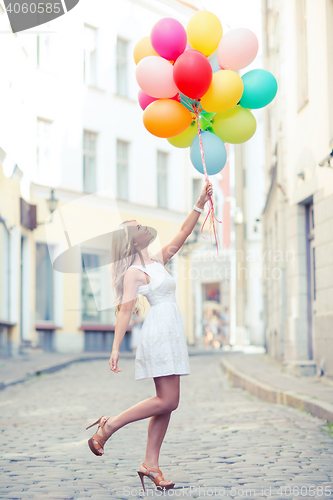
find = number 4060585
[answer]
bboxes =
[6,3,61,14]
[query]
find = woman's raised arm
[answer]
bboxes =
[152,180,213,265]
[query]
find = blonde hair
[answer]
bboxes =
[110,219,161,321]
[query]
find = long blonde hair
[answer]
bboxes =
[110,219,160,321]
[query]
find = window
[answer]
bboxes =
[157,151,168,208]
[36,21,51,69]
[1,225,10,321]
[37,118,52,177]
[36,243,54,322]
[116,139,129,200]
[83,24,97,86]
[192,178,202,207]
[81,252,114,324]
[83,130,97,193]
[296,0,308,110]
[116,37,129,97]
[312,247,316,301]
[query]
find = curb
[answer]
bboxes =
[220,357,333,424]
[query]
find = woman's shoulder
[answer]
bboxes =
[150,251,165,266]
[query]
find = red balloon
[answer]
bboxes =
[173,49,213,99]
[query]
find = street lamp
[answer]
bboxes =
[319,149,333,169]
[46,189,58,215]
[37,189,58,225]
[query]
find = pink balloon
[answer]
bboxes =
[217,28,259,71]
[151,17,187,61]
[138,89,180,110]
[138,90,158,110]
[135,56,179,98]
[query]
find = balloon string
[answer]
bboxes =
[194,102,223,255]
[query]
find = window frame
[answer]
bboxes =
[116,37,129,97]
[295,0,309,111]
[81,249,115,325]
[157,150,169,209]
[83,23,98,86]
[35,242,55,324]
[83,129,97,193]
[36,117,53,178]
[116,138,129,201]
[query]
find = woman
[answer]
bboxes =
[86,180,213,492]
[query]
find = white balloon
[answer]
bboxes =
[135,55,179,98]
[217,28,259,71]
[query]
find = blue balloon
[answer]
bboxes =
[190,131,227,175]
[240,69,278,109]
[208,50,220,73]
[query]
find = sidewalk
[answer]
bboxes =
[0,344,214,390]
[220,349,333,424]
[0,350,114,390]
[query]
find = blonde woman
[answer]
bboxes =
[86,180,213,492]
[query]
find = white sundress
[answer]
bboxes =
[128,261,191,380]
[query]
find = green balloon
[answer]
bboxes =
[240,69,278,109]
[199,115,211,130]
[212,105,257,144]
[199,112,215,131]
[167,121,198,148]
[200,111,215,121]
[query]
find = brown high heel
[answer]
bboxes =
[136,462,175,492]
[85,416,111,456]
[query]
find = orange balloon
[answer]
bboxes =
[133,36,158,64]
[143,99,192,138]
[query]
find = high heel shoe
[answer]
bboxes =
[136,462,175,492]
[85,416,111,456]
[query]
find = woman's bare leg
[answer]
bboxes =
[138,375,180,487]
[91,374,180,455]
[144,375,179,466]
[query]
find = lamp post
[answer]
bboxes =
[37,189,58,225]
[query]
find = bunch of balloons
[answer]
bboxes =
[133,11,277,252]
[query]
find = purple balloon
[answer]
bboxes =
[151,17,187,61]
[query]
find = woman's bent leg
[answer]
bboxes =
[104,374,180,436]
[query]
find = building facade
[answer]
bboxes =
[261,0,333,376]
[0,0,231,356]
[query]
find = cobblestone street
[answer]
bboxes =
[1,353,333,499]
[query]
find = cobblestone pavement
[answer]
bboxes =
[1,353,333,500]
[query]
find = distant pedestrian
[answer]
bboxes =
[219,307,230,347]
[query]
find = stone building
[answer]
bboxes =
[261,0,333,376]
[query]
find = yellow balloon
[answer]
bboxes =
[212,105,257,144]
[167,121,198,148]
[201,70,244,113]
[133,36,158,65]
[186,11,223,57]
